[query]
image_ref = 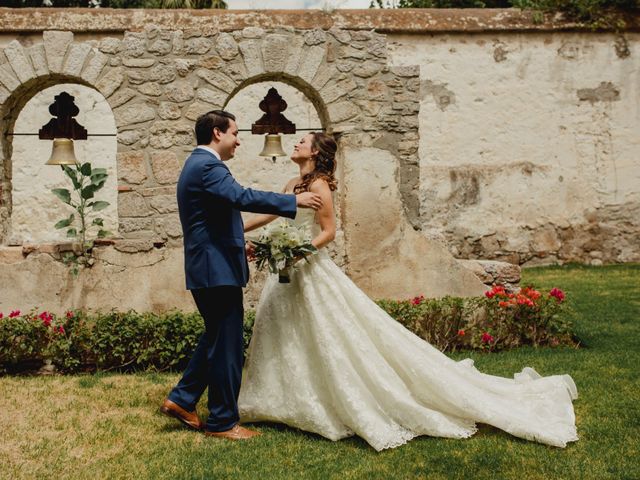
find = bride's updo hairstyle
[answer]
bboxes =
[294,132,338,194]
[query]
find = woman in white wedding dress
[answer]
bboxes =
[238,132,578,451]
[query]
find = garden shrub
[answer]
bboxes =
[0,285,576,374]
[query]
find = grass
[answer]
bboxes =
[1,264,639,480]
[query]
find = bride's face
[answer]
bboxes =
[291,133,317,164]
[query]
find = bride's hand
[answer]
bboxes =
[245,241,256,261]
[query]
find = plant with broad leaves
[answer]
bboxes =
[51,162,111,275]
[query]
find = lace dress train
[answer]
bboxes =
[238,216,578,451]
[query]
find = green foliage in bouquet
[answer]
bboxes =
[249,221,317,282]
[51,163,111,276]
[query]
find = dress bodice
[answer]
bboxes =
[290,208,320,236]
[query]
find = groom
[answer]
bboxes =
[161,110,322,440]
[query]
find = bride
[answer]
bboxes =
[238,132,578,451]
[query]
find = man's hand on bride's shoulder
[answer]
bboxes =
[296,191,323,210]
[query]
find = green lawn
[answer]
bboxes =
[1,264,638,480]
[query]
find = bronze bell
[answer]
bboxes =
[258,134,287,163]
[46,138,79,165]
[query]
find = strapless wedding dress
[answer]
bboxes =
[238,210,578,451]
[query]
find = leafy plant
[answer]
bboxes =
[51,163,111,275]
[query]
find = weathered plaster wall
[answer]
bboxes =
[387,32,640,266]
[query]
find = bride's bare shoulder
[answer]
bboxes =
[308,177,331,193]
[283,176,300,194]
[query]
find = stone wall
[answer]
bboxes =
[0,9,492,313]
[0,9,637,313]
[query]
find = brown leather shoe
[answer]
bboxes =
[204,424,261,440]
[160,399,203,431]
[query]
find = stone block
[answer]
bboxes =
[81,50,108,84]
[283,36,305,77]
[122,58,156,68]
[43,30,74,73]
[328,101,359,123]
[196,88,227,107]
[148,63,176,84]
[184,37,212,55]
[138,82,163,97]
[242,27,264,39]
[115,103,155,128]
[62,42,92,77]
[196,69,236,94]
[149,195,178,214]
[304,29,326,46]
[262,34,291,72]
[0,63,20,91]
[117,151,147,185]
[164,80,195,103]
[298,45,326,83]
[109,88,136,108]
[148,39,173,56]
[96,67,124,98]
[28,44,48,77]
[238,40,264,77]
[3,40,34,84]
[99,37,120,54]
[118,191,150,218]
[158,102,182,120]
[215,33,239,60]
[120,32,146,58]
[150,151,181,185]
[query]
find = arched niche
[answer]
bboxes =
[5,83,118,245]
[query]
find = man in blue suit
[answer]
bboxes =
[161,110,322,440]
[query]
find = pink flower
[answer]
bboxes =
[457,329,465,336]
[66,311,74,319]
[9,310,20,318]
[38,311,53,327]
[481,332,494,344]
[549,288,565,303]
[411,295,425,305]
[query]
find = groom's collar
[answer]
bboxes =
[195,145,221,161]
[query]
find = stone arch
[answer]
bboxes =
[0,33,120,243]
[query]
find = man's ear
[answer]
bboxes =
[212,127,221,142]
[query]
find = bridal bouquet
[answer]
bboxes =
[249,221,317,283]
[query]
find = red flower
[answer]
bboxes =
[457,329,465,336]
[9,310,20,318]
[57,325,65,334]
[481,332,494,344]
[38,311,53,327]
[66,311,74,319]
[498,301,510,308]
[411,295,425,305]
[485,285,506,298]
[0,313,3,319]
[549,288,565,302]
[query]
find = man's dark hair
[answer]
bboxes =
[195,110,236,145]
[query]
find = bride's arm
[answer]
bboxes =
[244,178,299,233]
[309,179,336,250]
[243,213,278,233]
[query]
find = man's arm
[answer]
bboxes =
[202,162,322,217]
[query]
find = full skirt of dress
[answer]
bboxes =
[238,251,578,451]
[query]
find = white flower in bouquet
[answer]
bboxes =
[249,220,317,283]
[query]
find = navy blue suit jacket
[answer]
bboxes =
[177,148,297,289]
